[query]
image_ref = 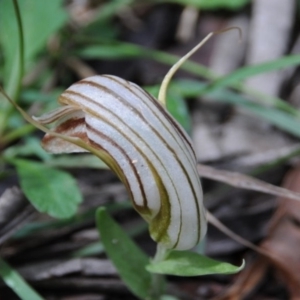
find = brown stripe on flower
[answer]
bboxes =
[79,79,199,221]
[77,80,197,192]
[101,75,197,166]
[86,123,151,216]
[62,88,186,196]
[147,160,172,245]
[175,165,201,247]
[42,117,89,144]
[142,88,196,158]
[104,73,195,155]
[87,138,136,209]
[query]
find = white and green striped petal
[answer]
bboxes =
[37,74,206,250]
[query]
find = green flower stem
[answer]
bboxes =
[153,244,169,263]
[148,244,170,300]
[0,0,24,136]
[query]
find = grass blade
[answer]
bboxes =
[0,257,44,300]
[204,54,300,93]
[172,79,300,138]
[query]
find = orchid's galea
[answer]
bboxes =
[34,74,207,250]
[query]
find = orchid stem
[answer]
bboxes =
[148,244,170,300]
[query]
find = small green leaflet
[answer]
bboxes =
[147,250,244,276]
[13,159,82,219]
[96,207,152,300]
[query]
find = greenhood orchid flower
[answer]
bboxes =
[33,74,207,250]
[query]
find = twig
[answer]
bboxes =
[207,211,275,259]
[198,164,300,201]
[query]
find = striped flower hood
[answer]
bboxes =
[35,74,207,251]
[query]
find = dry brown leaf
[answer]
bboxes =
[260,166,300,298]
[215,166,300,299]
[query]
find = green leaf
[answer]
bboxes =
[203,54,300,94]
[0,0,67,96]
[146,250,244,276]
[96,207,151,299]
[13,159,82,218]
[155,0,250,10]
[0,256,45,300]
